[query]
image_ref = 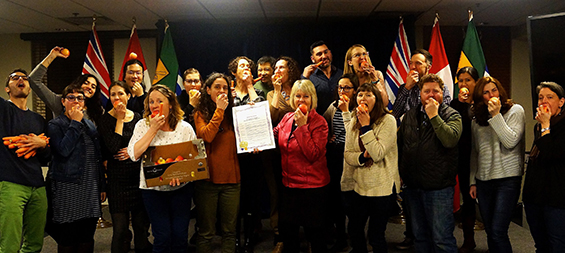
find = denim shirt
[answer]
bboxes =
[48,113,103,186]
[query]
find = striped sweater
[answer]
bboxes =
[470,104,525,185]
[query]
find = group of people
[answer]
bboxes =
[0,40,563,253]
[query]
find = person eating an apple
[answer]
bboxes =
[392,49,452,119]
[341,82,400,253]
[469,76,525,253]
[122,59,147,114]
[98,81,152,253]
[178,68,203,127]
[29,47,104,125]
[192,73,240,253]
[128,84,197,252]
[397,74,462,253]
[523,81,565,252]
[272,79,329,253]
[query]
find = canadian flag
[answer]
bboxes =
[119,24,152,91]
[428,15,454,97]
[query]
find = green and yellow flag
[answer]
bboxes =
[455,11,489,96]
[153,23,182,95]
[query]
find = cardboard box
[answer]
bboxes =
[142,139,209,187]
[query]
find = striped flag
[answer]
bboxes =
[153,23,183,95]
[456,11,489,95]
[82,23,112,106]
[119,24,152,92]
[428,15,454,97]
[385,18,411,107]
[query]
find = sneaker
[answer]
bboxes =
[396,237,414,250]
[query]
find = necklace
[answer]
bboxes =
[281,90,290,101]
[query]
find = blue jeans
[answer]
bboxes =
[476,177,521,253]
[405,186,457,253]
[142,184,193,253]
[524,202,565,253]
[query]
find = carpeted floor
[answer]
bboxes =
[40,206,536,252]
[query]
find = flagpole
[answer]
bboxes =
[468,9,473,22]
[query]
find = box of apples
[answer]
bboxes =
[142,139,209,187]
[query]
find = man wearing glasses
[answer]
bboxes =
[392,49,452,119]
[122,59,147,114]
[178,68,202,127]
[0,70,50,252]
[302,41,343,115]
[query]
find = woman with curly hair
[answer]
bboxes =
[127,84,197,252]
[193,73,241,253]
[268,56,301,125]
[470,76,525,253]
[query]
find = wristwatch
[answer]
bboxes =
[541,127,550,133]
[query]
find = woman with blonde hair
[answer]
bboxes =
[273,79,329,253]
[343,44,388,106]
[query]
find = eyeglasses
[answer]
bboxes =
[184,79,200,84]
[65,95,86,102]
[9,73,28,81]
[338,86,354,91]
[127,71,143,76]
[352,52,369,58]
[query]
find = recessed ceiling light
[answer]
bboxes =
[55,28,68,31]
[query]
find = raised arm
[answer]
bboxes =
[29,47,69,116]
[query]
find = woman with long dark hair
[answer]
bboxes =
[193,73,241,253]
[523,82,565,252]
[342,83,399,253]
[450,66,480,252]
[470,76,525,253]
[98,81,151,253]
[127,84,196,252]
[29,47,104,125]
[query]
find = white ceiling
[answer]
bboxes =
[1,0,565,34]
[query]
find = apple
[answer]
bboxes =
[129,52,138,60]
[298,104,308,114]
[340,95,349,102]
[165,158,175,163]
[61,48,70,57]
[174,155,184,162]
[358,104,368,112]
[490,97,499,104]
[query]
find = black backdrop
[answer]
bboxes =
[528,12,565,116]
[160,16,417,78]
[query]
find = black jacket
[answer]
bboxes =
[398,103,462,190]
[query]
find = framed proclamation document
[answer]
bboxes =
[232,101,276,153]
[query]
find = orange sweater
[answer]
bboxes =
[194,109,240,184]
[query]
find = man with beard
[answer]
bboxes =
[302,41,343,115]
[0,69,50,252]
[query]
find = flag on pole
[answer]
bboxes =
[153,23,183,95]
[428,14,454,97]
[82,22,112,106]
[385,18,411,108]
[457,10,489,95]
[119,23,152,92]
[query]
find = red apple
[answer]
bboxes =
[298,104,308,114]
[129,52,138,60]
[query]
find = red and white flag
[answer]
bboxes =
[428,15,454,96]
[385,18,411,107]
[82,23,112,106]
[119,24,152,91]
